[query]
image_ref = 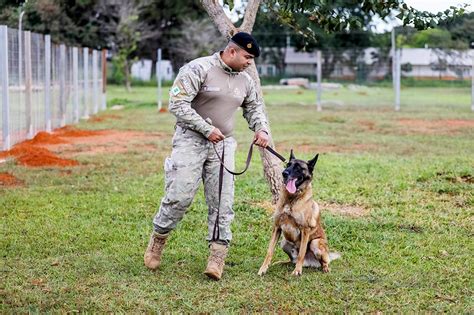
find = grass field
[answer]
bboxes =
[1,84,473,312]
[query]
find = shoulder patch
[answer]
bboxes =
[170,86,181,96]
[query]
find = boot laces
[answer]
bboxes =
[211,250,226,266]
[151,235,166,252]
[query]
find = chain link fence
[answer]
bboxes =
[256,33,474,112]
[0,25,106,151]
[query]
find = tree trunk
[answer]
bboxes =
[201,0,283,204]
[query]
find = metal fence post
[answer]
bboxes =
[0,25,10,151]
[59,44,66,126]
[316,50,322,112]
[83,47,89,118]
[101,49,107,111]
[25,31,33,138]
[72,47,79,122]
[44,35,51,132]
[92,49,99,114]
[395,49,401,111]
[391,28,396,92]
[157,48,162,111]
[471,51,473,112]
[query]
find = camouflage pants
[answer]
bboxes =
[153,126,236,244]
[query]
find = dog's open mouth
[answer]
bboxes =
[285,178,298,194]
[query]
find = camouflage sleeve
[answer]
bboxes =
[242,78,269,133]
[168,63,214,138]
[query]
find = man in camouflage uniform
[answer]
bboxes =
[144,32,269,280]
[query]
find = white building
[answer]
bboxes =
[399,48,473,80]
[282,47,473,80]
[131,59,174,81]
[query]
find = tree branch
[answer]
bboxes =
[200,0,237,38]
[239,0,261,33]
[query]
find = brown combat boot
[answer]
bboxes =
[144,231,168,270]
[204,243,228,281]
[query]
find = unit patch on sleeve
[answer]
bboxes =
[170,86,181,96]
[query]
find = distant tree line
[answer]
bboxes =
[1,0,471,89]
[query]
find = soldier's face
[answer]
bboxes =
[230,48,254,72]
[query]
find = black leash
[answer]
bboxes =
[211,140,286,242]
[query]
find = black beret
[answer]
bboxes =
[230,32,260,57]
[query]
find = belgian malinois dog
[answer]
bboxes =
[258,150,340,276]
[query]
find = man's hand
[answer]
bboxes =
[254,130,269,148]
[208,127,225,144]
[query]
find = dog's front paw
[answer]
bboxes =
[322,265,330,273]
[291,268,302,276]
[258,265,269,276]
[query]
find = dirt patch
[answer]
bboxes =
[0,142,79,167]
[250,200,275,214]
[357,120,376,130]
[433,172,474,184]
[251,200,368,217]
[399,224,423,233]
[322,203,369,217]
[455,175,473,184]
[54,126,104,137]
[319,116,346,123]
[397,119,474,134]
[44,130,166,158]
[89,114,122,123]
[0,172,24,187]
[276,142,378,154]
[25,131,69,145]
[0,127,168,168]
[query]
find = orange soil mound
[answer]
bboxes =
[25,131,69,145]
[0,172,24,186]
[89,114,122,122]
[0,126,102,167]
[55,126,104,137]
[0,143,78,167]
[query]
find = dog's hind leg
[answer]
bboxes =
[281,239,321,268]
[280,239,297,263]
[309,238,330,273]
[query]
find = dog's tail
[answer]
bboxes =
[329,252,342,261]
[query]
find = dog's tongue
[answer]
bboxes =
[286,178,297,194]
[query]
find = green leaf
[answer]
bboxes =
[223,0,235,10]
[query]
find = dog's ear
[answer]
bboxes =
[289,149,295,161]
[307,154,319,173]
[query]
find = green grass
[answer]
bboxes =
[1,85,473,312]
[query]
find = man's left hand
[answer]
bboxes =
[254,130,269,148]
